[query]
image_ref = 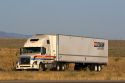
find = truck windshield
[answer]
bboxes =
[21,47,41,54]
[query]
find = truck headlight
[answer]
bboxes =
[33,61,37,65]
[32,61,37,68]
[16,65,19,68]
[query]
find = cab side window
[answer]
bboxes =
[41,47,46,55]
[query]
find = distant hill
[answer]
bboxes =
[0,31,31,38]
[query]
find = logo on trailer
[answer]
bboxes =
[94,42,104,50]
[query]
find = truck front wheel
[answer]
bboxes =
[39,63,46,71]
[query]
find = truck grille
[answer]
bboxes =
[20,57,30,64]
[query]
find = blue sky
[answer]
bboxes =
[0,0,125,39]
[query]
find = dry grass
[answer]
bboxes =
[0,38,26,48]
[0,57,124,80]
[0,48,19,71]
[109,40,125,57]
[0,39,125,80]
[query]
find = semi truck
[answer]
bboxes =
[16,34,108,71]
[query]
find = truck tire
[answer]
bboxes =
[97,65,102,71]
[56,63,66,71]
[89,64,97,71]
[89,64,102,72]
[61,64,66,71]
[39,64,44,71]
[39,63,46,71]
[94,65,98,71]
[56,64,60,71]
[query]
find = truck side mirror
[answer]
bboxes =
[20,48,22,55]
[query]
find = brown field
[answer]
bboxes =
[0,39,125,80]
[0,38,26,48]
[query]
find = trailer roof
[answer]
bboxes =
[35,34,108,40]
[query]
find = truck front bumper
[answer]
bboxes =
[16,64,39,70]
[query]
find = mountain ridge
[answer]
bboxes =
[0,31,31,38]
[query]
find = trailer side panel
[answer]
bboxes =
[58,35,108,64]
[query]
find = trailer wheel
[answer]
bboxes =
[89,64,98,71]
[94,65,98,71]
[97,65,102,71]
[88,64,94,71]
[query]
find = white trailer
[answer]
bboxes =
[16,34,108,71]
